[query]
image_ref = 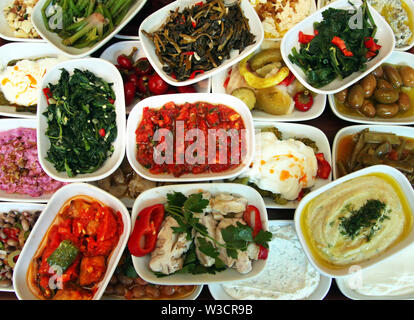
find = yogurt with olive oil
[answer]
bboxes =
[222,224,320,300]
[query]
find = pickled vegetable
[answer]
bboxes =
[255,87,293,115]
[231,87,256,110]
[47,240,79,272]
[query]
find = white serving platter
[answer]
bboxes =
[100,40,211,114]
[37,58,126,183]
[130,183,269,285]
[332,124,414,180]
[138,0,264,86]
[31,0,148,58]
[0,202,46,292]
[281,0,395,95]
[328,51,414,125]
[13,183,131,300]
[0,42,68,118]
[208,220,332,300]
[245,121,332,209]
[126,93,255,182]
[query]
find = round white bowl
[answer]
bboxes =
[36,58,126,183]
[13,183,131,300]
[294,165,414,278]
[126,93,255,182]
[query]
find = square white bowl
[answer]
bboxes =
[242,121,332,209]
[332,124,414,180]
[37,58,126,183]
[31,0,148,58]
[0,42,69,118]
[138,0,264,87]
[211,62,327,122]
[126,93,255,182]
[13,183,131,300]
[0,118,65,203]
[99,40,211,114]
[130,183,269,285]
[328,51,414,125]
[0,0,45,42]
[0,202,46,293]
[294,165,414,278]
[208,219,332,300]
[281,0,395,95]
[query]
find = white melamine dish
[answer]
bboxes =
[294,165,414,278]
[208,220,332,300]
[130,183,268,285]
[241,121,332,209]
[0,42,68,118]
[211,64,326,122]
[138,0,264,87]
[332,124,414,179]
[281,0,395,95]
[0,118,63,203]
[126,93,255,182]
[37,58,126,183]
[328,51,414,125]
[31,0,148,58]
[13,183,131,300]
[0,202,46,292]
[100,41,211,113]
[0,0,45,42]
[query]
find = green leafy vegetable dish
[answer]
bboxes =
[41,0,135,48]
[288,0,382,88]
[43,68,117,177]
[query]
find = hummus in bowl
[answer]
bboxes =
[295,165,414,277]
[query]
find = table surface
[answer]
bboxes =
[0,0,408,301]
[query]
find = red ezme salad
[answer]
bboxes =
[135,101,246,177]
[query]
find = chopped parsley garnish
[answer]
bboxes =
[339,199,390,241]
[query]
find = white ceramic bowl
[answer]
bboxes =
[0,42,69,118]
[130,183,268,285]
[281,0,395,95]
[208,219,332,300]
[0,118,66,203]
[0,202,46,293]
[37,58,126,183]
[317,0,414,52]
[211,62,326,122]
[100,40,211,114]
[294,165,414,278]
[126,93,255,182]
[13,183,131,300]
[31,0,148,58]
[332,124,414,180]
[138,0,264,87]
[0,0,45,42]
[243,121,332,209]
[329,51,414,125]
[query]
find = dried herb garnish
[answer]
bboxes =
[142,0,256,81]
[339,199,390,241]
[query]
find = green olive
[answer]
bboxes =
[373,88,399,104]
[383,65,403,88]
[376,103,399,118]
[371,66,384,78]
[359,100,376,118]
[398,92,411,112]
[360,74,377,98]
[346,84,364,109]
[376,79,393,89]
[399,66,414,87]
[334,88,348,103]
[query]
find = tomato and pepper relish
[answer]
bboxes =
[135,101,246,177]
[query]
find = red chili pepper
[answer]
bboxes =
[243,205,262,238]
[189,70,204,79]
[364,37,382,52]
[124,80,136,105]
[128,204,165,257]
[134,57,153,76]
[258,246,269,260]
[366,50,377,59]
[190,17,197,28]
[148,73,169,95]
[298,31,315,44]
[43,87,52,104]
[177,85,197,93]
[99,128,106,137]
[293,91,314,112]
[388,149,399,161]
[223,69,232,89]
[195,1,203,5]
[331,36,353,57]
[2,227,19,241]
[108,98,115,104]
[279,71,296,86]
[182,51,195,56]
[117,54,133,70]
[315,153,331,179]
[297,189,305,201]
